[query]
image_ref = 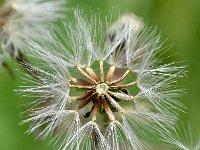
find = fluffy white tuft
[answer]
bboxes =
[0,0,66,58]
[18,9,185,150]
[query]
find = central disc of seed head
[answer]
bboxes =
[70,61,137,122]
[96,83,109,95]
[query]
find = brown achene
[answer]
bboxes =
[70,60,137,122]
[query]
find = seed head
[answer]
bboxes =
[0,0,65,64]
[19,9,185,150]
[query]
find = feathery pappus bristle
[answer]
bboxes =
[161,123,200,150]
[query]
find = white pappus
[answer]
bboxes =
[0,0,66,67]
[19,9,186,150]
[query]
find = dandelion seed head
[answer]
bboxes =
[0,0,65,60]
[19,9,185,150]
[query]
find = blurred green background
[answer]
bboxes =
[0,0,200,149]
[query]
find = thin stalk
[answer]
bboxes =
[108,69,130,85]
[70,84,95,90]
[78,93,95,110]
[102,96,115,121]
[106,94,125,113]
[109,81,136,89]
[106,65,116,82]
[77,65,97,84]
[91,97,100,121]
[99,60,104,82]
[85,66,98,81]
[108,91,136,101]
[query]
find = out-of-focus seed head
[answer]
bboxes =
[0,0,66,76]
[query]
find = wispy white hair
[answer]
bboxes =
[0,0,66,57]
[18,9,186,150]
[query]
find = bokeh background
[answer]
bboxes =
[0,0,200,149]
